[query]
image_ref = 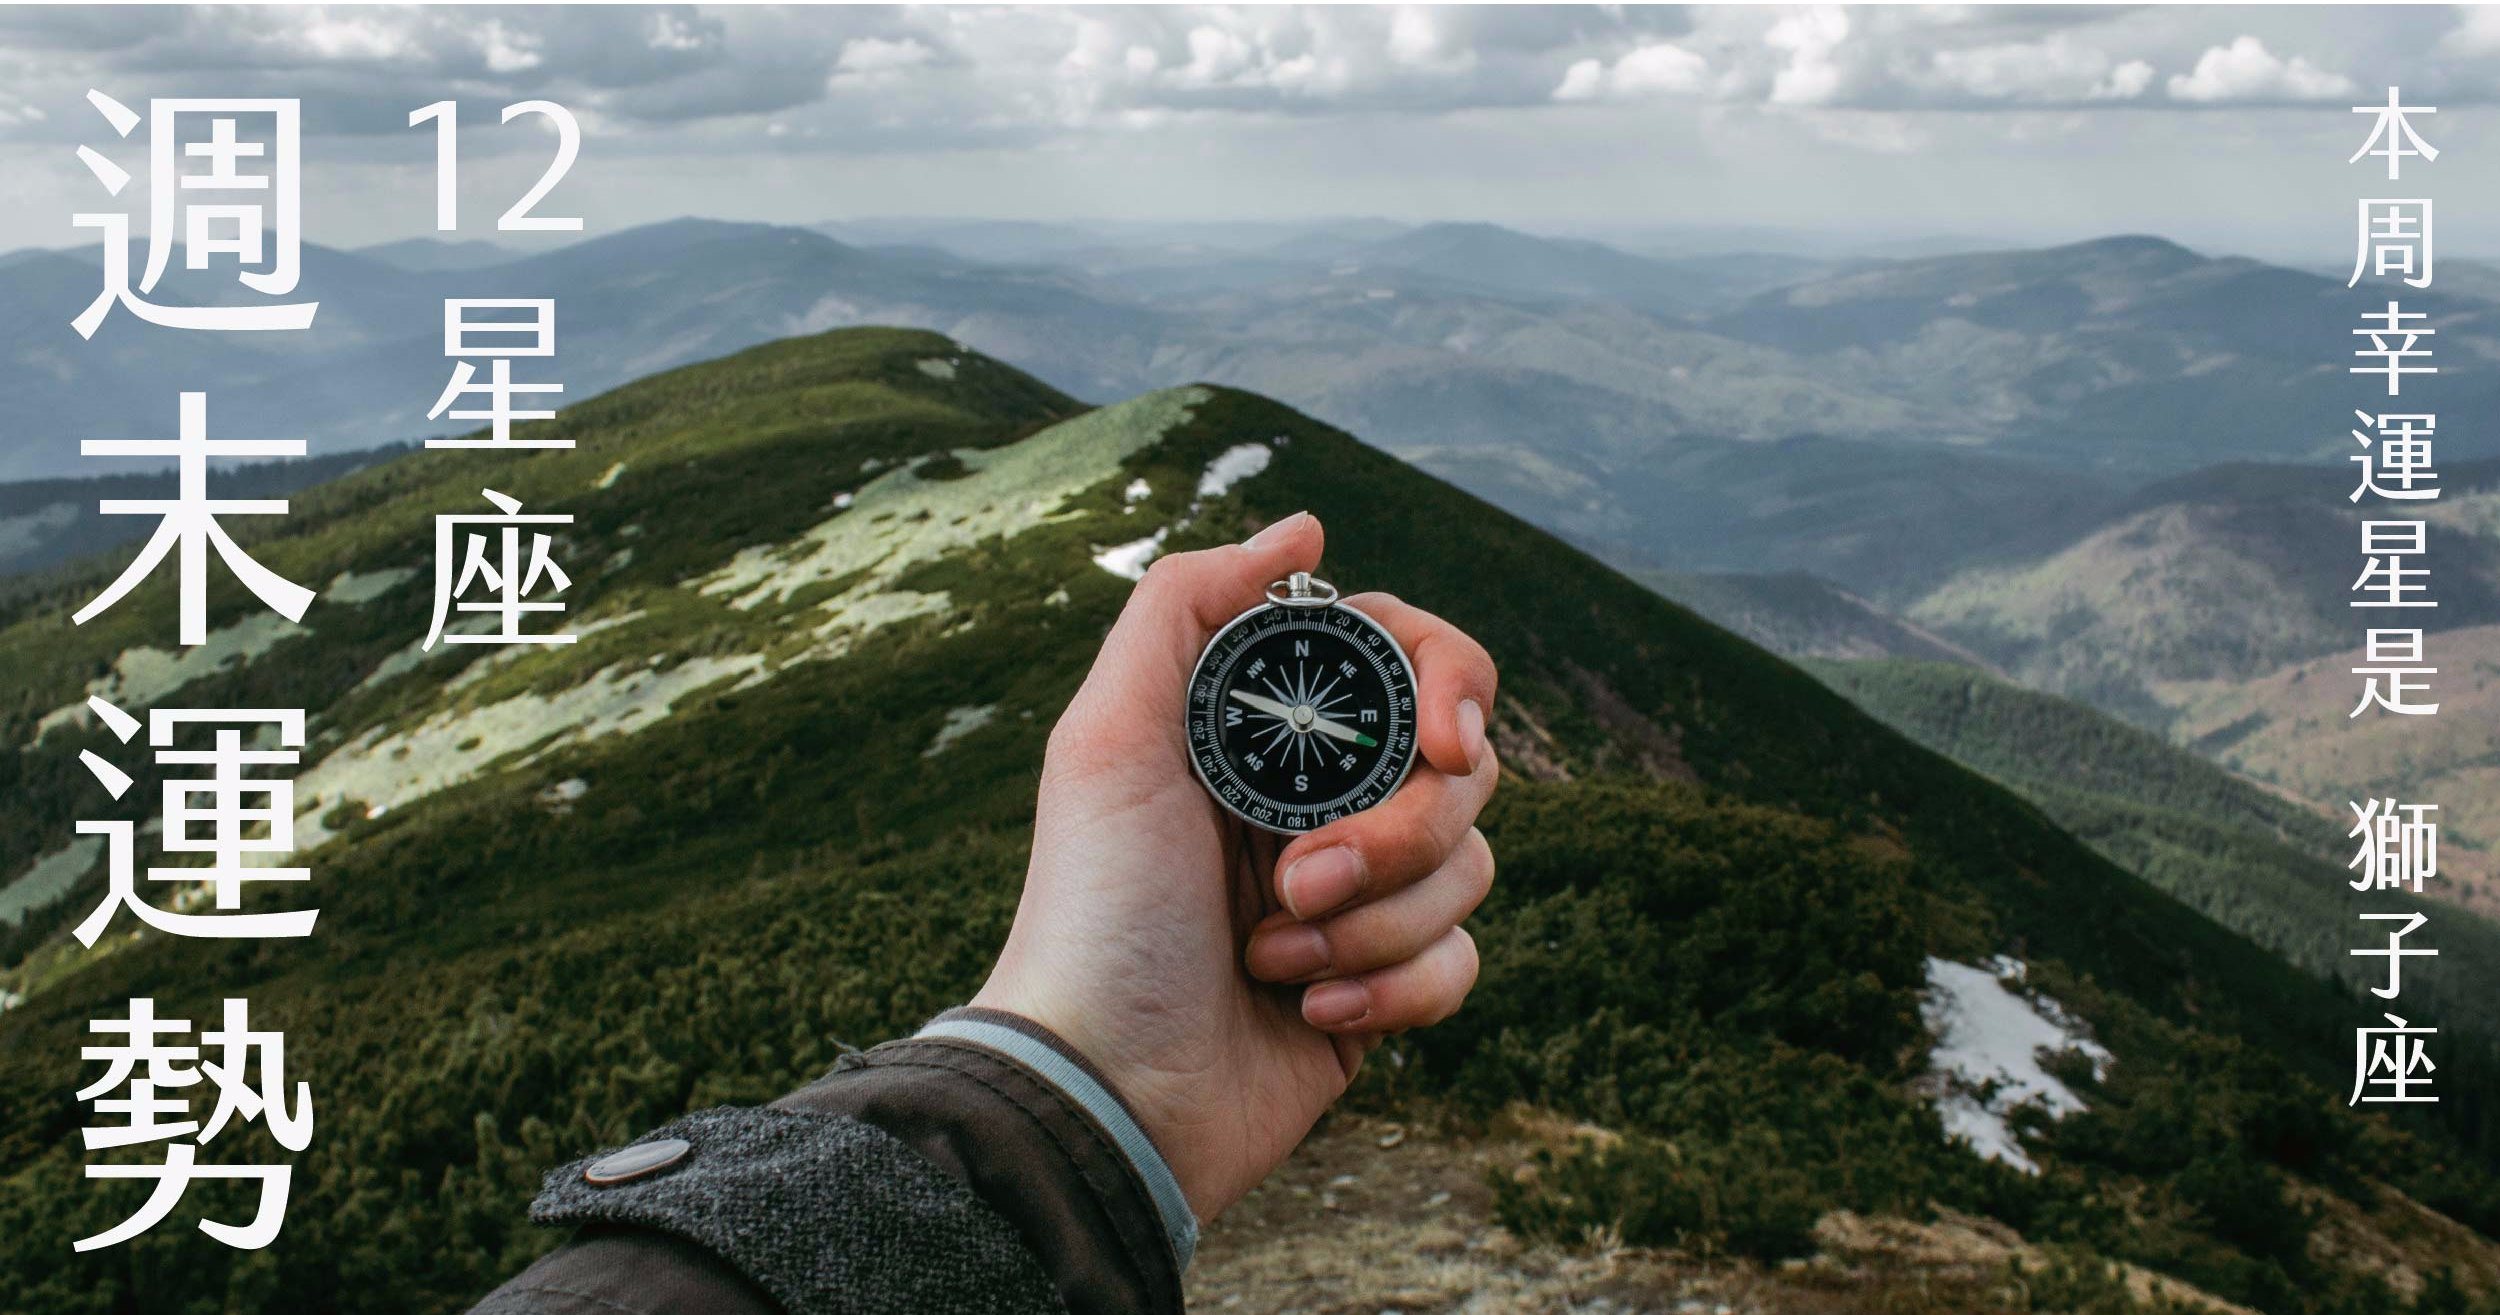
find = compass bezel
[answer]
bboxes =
[1185,596,1419,835]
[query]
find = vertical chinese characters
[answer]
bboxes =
[2342,87,2443,1108]
[413,101,586,651]
[60,92,322,1255]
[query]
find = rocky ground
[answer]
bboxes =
[1190,1110,2258,1315]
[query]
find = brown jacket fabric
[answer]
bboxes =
[469,1008,1186,1315]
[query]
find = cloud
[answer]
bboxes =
[0,2,2468,173]
[1764,6,1850,106]
[2097,60,2154,101]
[835,37,932,78]
[1385,6,1477,75]
[2439,6,2500,57]
[1551,42,1708,102]
[0,7,839,137]
[2166,35,2356,103]
[1925,34,2150,103]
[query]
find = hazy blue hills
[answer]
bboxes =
[1908,458,2500,721]
[0,218,1177,482]
[19,220,2500,672]
[1273,219,1808,317]
[352,237,525,273]
[1697,235,2500,474]
[17,217,2493,500]
[1638,570,1997,668]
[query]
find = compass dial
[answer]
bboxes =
[1187,600,1418,834]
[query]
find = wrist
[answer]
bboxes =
[931,1002,1203,1266]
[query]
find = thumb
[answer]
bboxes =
[1072,512,1327,726]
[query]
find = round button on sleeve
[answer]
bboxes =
[583,1137,692,1186]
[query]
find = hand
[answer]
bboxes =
[972,511,1499,1221]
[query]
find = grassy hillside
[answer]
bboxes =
[0,330,2493,1313]
[1813,658,2500,1020]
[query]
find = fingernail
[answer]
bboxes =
[1304,980,1370,1029]
[1458,698,1487,764]
[1247,926,1331,982]
[1283,847,1364,920]
[1245,511,1308,551]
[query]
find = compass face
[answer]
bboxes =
[1187,601,1418,834]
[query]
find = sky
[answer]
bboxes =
[2,4,2497,262]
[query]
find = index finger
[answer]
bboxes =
[1338,591,1496,779]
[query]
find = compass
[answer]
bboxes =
[1186,571,1419,835]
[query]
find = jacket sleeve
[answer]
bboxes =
[467,1007,1197,1315]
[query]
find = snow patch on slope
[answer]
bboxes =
[211,390,1219,875]
[702,387,1210,651]
[1095,437,1277,579]
[1196,443,1273,499]
[923,705,997,758]
[329,567,417,606]
[285,654,764,856]
[1920,955,2112,1175]
[1094,528,1169,580]
[273,378,1210,857]
[34,611,307,743]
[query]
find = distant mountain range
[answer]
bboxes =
[1637,569,1996,669]
[17,218,2496,503]
[353,236,527,272]
[17,215,2500,925]
[16,217,2485,603]
[0,218,1164,482]
[1635,454,2500,908]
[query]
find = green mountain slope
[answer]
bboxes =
[1811,658,2500,1028]
[0,330,2493,1314]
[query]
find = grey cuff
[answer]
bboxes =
[529,1105,1062,1315]
[914,1016,1200,1271]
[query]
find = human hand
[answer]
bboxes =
[971,511,1499,1221]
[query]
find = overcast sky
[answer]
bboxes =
[3,4,2497,261]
